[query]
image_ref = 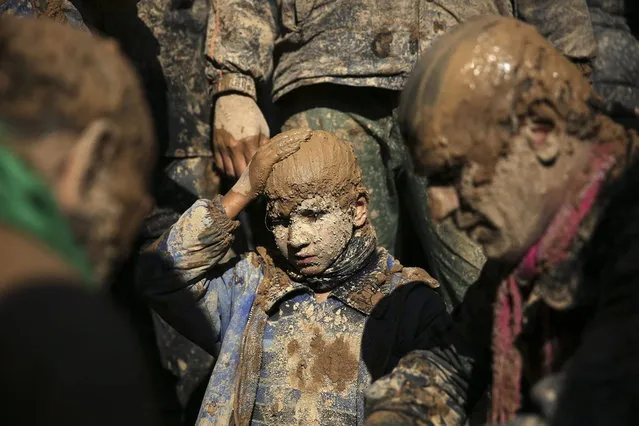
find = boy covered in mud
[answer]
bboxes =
[140,128,450,425]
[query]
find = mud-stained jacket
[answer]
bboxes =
[139,197,450,425]
[206,0,596,102]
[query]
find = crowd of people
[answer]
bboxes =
[0,1,638,425]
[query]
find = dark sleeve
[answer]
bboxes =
[551,160,639,426]
[0,282,160,426]
[364,263,504,425]
[362,283,452,382]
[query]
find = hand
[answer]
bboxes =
[213,94,269,178]
[232,128,313,199]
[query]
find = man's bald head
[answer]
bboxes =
[398,16,631,264]
[400,16,597,178]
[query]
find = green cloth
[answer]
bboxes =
[0,140,94,285]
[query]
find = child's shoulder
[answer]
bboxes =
[384,251,439,291]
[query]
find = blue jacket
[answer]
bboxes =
[140,199,448,425]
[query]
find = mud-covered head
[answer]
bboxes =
[264,130,370,277]
[400,16,605,263]
[0,16,156,281]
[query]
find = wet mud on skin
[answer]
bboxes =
[399,16,634,260]
[401,16,596,180]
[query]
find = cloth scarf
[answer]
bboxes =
[490,143,619,424]
[0,142,94,285]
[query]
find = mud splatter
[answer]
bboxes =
[274,308,361,424]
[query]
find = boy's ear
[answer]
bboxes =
[354,195,368,227]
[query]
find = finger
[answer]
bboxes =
[221,150,236,177]
[214,151,224,172]
[213,135,225,171]
[269,128,312,146]
[231,150,248,177]
[274,140,303,162]
[244,137,260,167]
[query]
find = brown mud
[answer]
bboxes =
[265,129,367,216]
[400,16,597,180]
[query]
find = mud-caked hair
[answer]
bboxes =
[265,129,368,216]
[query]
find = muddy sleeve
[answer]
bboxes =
[140,196,238,287]
[205,0,279,100]
[137,196,240,353]
[364,268,499,425]
[515,0,596,60]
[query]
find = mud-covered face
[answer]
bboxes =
[269,195,354,276]
[426,130,580,263]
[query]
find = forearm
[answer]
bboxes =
[140,196,240,290]
[221,189,252,219]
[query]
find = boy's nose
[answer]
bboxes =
[288,220,311,249]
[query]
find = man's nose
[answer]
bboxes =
[288,220,311,249]
[427,186,460,221]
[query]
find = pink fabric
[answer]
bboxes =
[489,144,618,423]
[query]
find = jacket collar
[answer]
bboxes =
[254,247,395,315]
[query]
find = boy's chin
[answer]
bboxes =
[296,263,328,277]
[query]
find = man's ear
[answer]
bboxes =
[55,119,118,210]
[524,119,560,165]
[354,195,368,227]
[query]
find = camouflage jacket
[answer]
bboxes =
[587,0,639,110]
[205,0,596,102]
[0,0,87,28]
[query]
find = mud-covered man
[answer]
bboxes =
[0,16,159,425]
[365,16,639,426]
[140,128,450,425]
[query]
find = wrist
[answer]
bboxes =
[221,190,252,219]
[211,72,257,101]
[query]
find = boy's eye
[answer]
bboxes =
[301,210,326,220]
[269,216,290,228]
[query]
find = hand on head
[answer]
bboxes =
[222,128,313,218]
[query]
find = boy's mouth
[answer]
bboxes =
[294,253,317,265]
